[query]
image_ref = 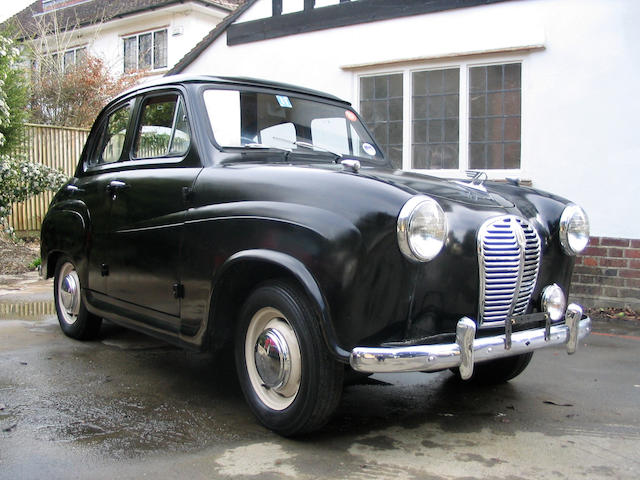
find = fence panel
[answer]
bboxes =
[6,124,89,233]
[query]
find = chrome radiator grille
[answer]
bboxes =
[477,216,541,327]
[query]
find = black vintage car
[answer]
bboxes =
[41,75,591,435]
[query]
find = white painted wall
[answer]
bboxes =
[181,0,639,239]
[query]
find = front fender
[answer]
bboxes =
[213,249,350,360]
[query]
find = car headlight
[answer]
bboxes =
[559,204,589,255]
[541,284,566,321]
[397,195,447,262]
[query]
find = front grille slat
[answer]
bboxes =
[478,216,542,327]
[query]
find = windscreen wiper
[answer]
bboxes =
[273,137,342,162]
[245,143,291,152]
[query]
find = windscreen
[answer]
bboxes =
[203,88,386,164]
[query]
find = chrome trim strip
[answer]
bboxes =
[350,307,591,374]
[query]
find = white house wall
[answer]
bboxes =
[52,3,227,77]
[182,0,639,239]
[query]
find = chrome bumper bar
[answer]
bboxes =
[350,304,591,379]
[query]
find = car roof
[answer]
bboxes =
[117,74,350,105]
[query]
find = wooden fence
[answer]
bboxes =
[7,123,89,233]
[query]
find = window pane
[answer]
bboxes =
[154,30,167,69]
[134,94,178,158]
[469,63,521,169]
[97,104,132,165]
[76,47,86,64]
[169,97,191,156]
[124,37,137,72]
[311,117,349,153]
[359,74,403,169]
[63,50,74,71]
[412,68,459,169]
[204,90,241,146]
[138,33,152,70]
[360,77,375,100]
[204,89,385,162]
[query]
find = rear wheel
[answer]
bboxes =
[235,280,343,436]
[453,352,534,385]
[54,258,102,340]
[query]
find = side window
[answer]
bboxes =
[92,103,132,166]
[133,93,191,159]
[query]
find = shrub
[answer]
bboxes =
[0,33,68,236]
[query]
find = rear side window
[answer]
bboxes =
[91,103,132,166]
[133,93,191,159]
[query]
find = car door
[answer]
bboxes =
[76,100,135,296]
[105,91,200,330]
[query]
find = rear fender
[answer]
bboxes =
[40,206,89,281]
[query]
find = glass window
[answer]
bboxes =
[123,29,168,72]
[204,90,241,146]
[203,89,385,164]
[359,62,521,171]
[359,73,403,169]
[412,68,459,169]
[154,30,168,69]
[76,47,86,64]
[94,103,133,166]
[63,50,75,71]
[311,117,349,154]
[134,94,191,159]
[469,63,521,169]
[168,97,191,155]
[124,37,137,73]
[138,33,152,70]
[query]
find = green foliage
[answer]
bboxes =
[0,34,28,155]
[0,157,68,235]
[28,257,41,270]
[0,33,68,236]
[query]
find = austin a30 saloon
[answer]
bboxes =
[42,75,591,435]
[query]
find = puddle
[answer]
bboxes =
[0,301,56,321]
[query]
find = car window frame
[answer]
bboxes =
[81,86,198,176]
[130,89,193,162]
[85,99,136,171]
[196,83,389,167]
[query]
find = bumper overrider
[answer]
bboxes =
[350,304,591,379]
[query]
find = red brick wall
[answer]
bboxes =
[571,237,640,309]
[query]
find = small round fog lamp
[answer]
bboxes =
[541,284,566,321]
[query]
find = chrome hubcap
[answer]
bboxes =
[61,274,78,313]
[57,263,80,325]
[245,307,302,411]
[254,328,291,390]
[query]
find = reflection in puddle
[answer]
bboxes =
[0,301,56,320]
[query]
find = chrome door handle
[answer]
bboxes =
[106,180,129,199]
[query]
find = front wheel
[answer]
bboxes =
[453,352,534,385]
[235,280,343,436]
[54,257,102,340]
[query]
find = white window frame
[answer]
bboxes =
[49,45,87,71]
[122,28,168,73]
[354,53,526,179]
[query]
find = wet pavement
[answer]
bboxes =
[1,274,639,479]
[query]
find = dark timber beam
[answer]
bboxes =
[229,0,513,46]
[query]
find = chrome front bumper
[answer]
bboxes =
[350,304,591,379]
